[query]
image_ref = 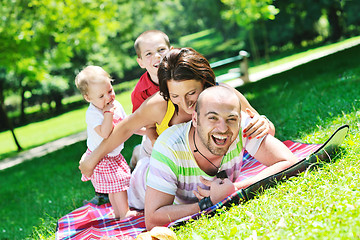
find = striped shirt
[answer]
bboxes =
[147,111,264,205]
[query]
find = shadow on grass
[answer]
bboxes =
[237,45,360,141]
[0,134,142,240]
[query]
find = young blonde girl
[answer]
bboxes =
[75,66,137,220]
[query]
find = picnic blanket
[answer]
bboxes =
[56,125,348,239]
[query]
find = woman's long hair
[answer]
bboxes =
[158,48,216,102]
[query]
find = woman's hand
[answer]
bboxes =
[242,108,274,139]
[79,152,95,178]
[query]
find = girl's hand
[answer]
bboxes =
[103,101,115,114]
[242,108,270,139]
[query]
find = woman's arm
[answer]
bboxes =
[79,93,167,177]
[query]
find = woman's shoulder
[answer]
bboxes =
[135,92,168,122]
[142,92,167,109]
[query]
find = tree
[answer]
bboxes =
[0,68,22,151]
[0,0,135,149]
[221,0,279,63]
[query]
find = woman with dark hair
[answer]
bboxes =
[79,48,274,209]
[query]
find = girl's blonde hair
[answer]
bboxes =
[75,66,113,96]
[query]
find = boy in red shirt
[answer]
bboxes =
[131,30,172,112]
[129,30,173,170]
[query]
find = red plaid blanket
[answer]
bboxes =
[56,140,321,240]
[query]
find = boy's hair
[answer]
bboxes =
[134,30,170,58]
[75,66,113,96]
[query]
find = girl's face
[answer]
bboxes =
[85,80,115,110]
[167,79,204,115]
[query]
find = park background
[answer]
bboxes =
[1,0,360,239]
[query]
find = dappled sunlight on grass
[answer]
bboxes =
[2,38,360,239]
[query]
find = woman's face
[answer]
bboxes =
[167,79,204,115]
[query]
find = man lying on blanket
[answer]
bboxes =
[145,86,298,230]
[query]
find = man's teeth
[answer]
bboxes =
[214,135,227,139]
[212,135,227,145]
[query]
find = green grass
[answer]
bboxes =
[211,35,360,79]
[0,81,136,160]
[249,35,360,75]
[0,135,141,240]
[174,43,360,239]
[2,36,359,160]
[1,39,360,239]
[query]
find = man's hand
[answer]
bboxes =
[242,108,271,139]
[79,153,94,178]
[193,177,236,204]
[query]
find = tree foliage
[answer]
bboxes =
[1,0,360,149]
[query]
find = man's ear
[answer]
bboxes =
[137,57,145,69]
[192,111,197,128]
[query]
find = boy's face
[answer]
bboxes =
[137,35,170,83]
[84,80,115,110]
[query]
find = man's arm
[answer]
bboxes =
[144,187,200,230]
[146,178,237,230]
[235,134,298,190]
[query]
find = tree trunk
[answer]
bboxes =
[248,28,260,65]
[0,83,22,152]
[327,2,344,41]
[0,103,22,151]
[20,85,26,123]
[54,94,63,113]
[261,21,270,63]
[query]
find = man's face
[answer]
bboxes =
[137,35,170,83]
[195,94,241,156]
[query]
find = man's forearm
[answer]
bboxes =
[235,160,293,190]
[145,202,200,230]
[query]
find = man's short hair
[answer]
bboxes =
[134,30,170,58]
[195,85,241,117]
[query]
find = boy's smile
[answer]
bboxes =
[137,34,171,84]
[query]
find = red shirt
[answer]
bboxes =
[131,71,159,112]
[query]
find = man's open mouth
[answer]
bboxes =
[212,135,227,145]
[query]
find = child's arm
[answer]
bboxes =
[135,127,147,136]
[94,111,114,139]
[145,126,159,146]
[79,93,167,177]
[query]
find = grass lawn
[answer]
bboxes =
[0,83,136,160]
[175,43,360,240]
[1,42,360,239]
[1,36,359,160]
